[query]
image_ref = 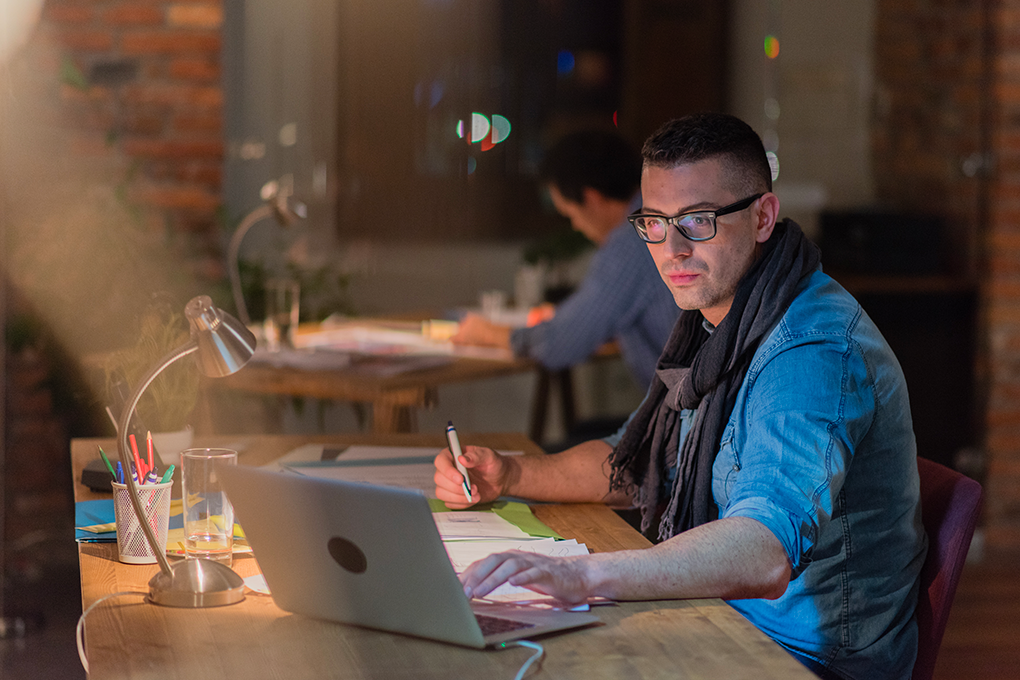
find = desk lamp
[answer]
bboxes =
[115,295,256,607]
[227,179,307,326]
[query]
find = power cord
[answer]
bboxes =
[502,640,545,680]
[76,590,148,674]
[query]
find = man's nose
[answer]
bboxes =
[663,224,693,258]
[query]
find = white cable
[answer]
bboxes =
[504,640,545,680]
[76,590,147,674]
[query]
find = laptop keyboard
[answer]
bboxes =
[475,613,536,636]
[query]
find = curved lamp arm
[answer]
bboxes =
[227,180,307,327]
[116,341,198,577]
[227,203,274,327]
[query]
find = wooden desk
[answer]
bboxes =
[73,433,813,680]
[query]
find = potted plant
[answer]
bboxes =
[103,301,199,465]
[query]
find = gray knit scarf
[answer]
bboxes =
[607,218,820,541]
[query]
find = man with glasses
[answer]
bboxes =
[435,113,926,680]
[451,130,679,393]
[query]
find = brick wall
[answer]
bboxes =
[0,2,227,565]
[38,0,225,254]
[875,0,1020,550]
[986,2,1020,549]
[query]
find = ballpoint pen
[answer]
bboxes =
[115,461,123,484]
[445,420,472,502]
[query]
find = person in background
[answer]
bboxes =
[452,130,679,392]
[436,113,926,680]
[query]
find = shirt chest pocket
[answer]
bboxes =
[712,422,741,506]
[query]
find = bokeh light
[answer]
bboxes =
[766,151,780,181]
[470,113,490,143]
[456,113,512,150]
[491,115,511,143]
[557,49,575,76]
[764,35,780,59]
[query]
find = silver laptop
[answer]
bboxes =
[219,464,598,648]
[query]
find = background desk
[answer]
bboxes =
[206,354,536,435]
[72,433,813,680]
[205,343,621,443]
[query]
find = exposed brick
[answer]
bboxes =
[132,184,220,212]
[122,83,222,108]
[122,112,166,135]
[103,4,164,26]
[147,159,221,187]
[121,31,220,55]
[168,57,220,81]
[53,28,114,52]
[172,113,221,133]
[122,137,222,159]
[45,4,95,24]
[167,4,223,29]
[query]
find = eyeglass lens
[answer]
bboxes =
[636,213,715,242]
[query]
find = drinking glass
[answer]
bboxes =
[264,278,300,351]
[180,448,237,566]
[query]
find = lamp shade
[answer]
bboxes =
[185,296,257,377]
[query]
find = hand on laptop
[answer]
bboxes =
[460,550,591,606]
[434,445,510,509]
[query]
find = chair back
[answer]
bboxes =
[912,457,983,680]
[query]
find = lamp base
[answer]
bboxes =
[147,559,246,608]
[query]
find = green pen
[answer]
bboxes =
[159,464,176,484]
[98,446,117,481]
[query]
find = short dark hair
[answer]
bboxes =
[641,113,773,196]
[539,130,642,203]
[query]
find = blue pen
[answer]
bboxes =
[116,461,123,484]
[445,421,472,502]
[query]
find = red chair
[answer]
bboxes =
[912,457,983,680]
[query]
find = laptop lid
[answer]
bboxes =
[219,464,597,648]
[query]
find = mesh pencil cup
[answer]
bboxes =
[112,480,173,564]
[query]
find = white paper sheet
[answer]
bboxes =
[433,512,532,540]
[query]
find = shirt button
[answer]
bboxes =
[732,464,740,471]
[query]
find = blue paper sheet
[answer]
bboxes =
[75,499,183,543]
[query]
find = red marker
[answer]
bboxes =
[129,433,144,485]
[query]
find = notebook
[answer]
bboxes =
[219,464,599,648]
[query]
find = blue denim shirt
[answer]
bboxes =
[606,269,927,680]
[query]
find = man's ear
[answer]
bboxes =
[754,192,781,244]
[580,186,605,209]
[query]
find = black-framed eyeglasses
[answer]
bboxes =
[627,193,764,243]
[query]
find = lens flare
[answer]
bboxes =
[764,35,780,59]
[490,115,511,144]
[470,113,490,143]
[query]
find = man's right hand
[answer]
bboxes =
[450,313,512,350]
[434,445,513,509]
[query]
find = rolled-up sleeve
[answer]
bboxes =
[715,330,876,577]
